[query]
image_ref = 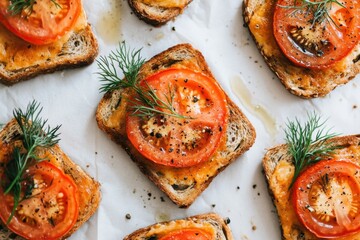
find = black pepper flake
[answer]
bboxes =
[160,196,165,202]
[125,213,131,220]
[253,184,257,189]
[225,217,231,224]
[155,132,162,138]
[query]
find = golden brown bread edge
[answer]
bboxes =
[127,0,193,26]
[0,119,101,239]
[0,23,98,86]
[123,213,234,240]
[262,135,360,239]
[96,43,256,207]
[243,0,360,98]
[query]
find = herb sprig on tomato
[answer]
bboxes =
[273,0,360,69]
[285,112,339,187]
[285,113,360,238]
[4,100,61,223]
[0,100,79,240]
[97,42,190,119]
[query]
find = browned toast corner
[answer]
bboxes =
[127,0,193,26]
[96,43,256,207]
[123,213,234,240]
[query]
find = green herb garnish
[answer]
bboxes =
[282,0,345,26]
[4,100,61,223]
[285,112,339,188]
[8,0,60,16]
[97,42,189,119]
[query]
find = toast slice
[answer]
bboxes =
[96,43,256,207]
[0,119,101,239]
[0,5,98,85]
[243,0,360,98]
[128,0,192,26]
[124,213,234,239]
[262,134,360,239]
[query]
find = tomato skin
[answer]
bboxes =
[0,0,81,45]
[159,228,212,240]
[126,69,228,168]
[0,161,79,240]
[292,159,360,238]
[273,0,360,69]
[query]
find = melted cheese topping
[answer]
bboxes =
[270,145,360,239]
[141,0,188,8]
[0,8,87,71]
[146,219,216,238]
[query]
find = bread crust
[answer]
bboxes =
[0,119,101,239]
[96,43,256,207]
[0,9,98,85]
[243,0,360,98]
[127,0,192,26]
[262,135,360,239]
[123,213,234,239]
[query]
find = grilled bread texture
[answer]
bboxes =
[0,6,98,85]
[262,135,360,239]
[96,43,256,208]
[243,0,360,98]
[123,213,234,239]
[0,119,101,239]
[128,0,192,26]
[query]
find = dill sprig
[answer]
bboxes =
[281,0,345,25]
[97,42,189,119]
[8,0,60,16]
[285,112,339,188]
[4,100,61,223]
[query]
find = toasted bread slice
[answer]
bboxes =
[262,135,360,239]
[243,0,360,98]
[96,43,256,207]
[0,119,101,239]
[128,0,192,26]
[124,213,233,239]
[0,5,98,85]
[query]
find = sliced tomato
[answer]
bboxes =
[0,0,81,45]
[273,0,360,69]
[292,159,360,238]
[0,161,79,240]
[126,69,228,168]
[159,228,212,240]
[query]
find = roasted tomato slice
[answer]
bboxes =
[0,161,79,240]
[159,228,212,240]
[292,159,360,238]
[126,69,228,168]
[273,0,360,69]
[0,0,81,45]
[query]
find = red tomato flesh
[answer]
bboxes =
[0,161,79,240]
[159,228,212,240]
[126,69,228,168]
[0,0,81,45]
[273,0,360,69]
[292,159,360,238]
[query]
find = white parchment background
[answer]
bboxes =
[0,0,360,239]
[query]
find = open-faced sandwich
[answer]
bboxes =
[243,0,360,98]
[263,113,360,239]
[0,101,101,239]
[0,0,98,85]
[124,213,233,240]
[128,0,192,26]
[96,42,256,207]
